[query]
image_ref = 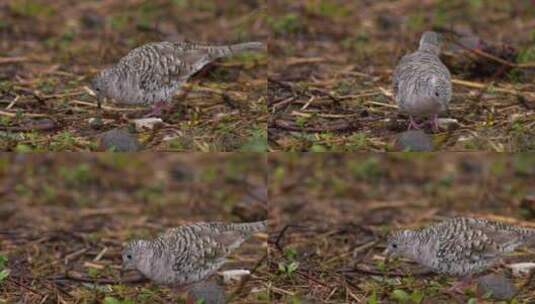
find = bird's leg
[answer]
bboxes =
[447,276,474,294]
[143,101,171,118]
[429,114,440,132]
[408,116,422,130]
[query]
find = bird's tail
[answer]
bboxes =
[526,227,535,246]
[232,220,268,233]
[209,42,265,58]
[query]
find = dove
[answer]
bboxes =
[122,221,267,287]
[392,31,452,131]
[90,41,265,116]
[384,217,535,276]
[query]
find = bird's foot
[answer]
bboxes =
[143,101,172,118]
[430,115,440,133]
[408,116,423,130]
[446,277,474,295]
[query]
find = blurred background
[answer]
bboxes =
[268,0,535,151]
[0,0,268,151]
[0,153,268,303]
[268,153,535,303]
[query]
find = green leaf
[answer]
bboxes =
[0,269,10,282]
[366,289,378,304]
[287,262,299,274]
[103,297,121,304]
[391,289,410,303]
[410,289,424,304]
[0,255,7,269]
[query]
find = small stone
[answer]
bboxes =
[99,128,141,152]
[133,118,163,131]
[476,273,517,300]
[507,262,535,277]
[218,269,251,284]
[187,280,225,304]
[394,130,433,151]
[437,118,459,130]
[89,117,103,130]
[170,163,195,181]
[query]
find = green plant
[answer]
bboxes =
[0,255,10,283]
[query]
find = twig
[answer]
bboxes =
[344,264,434,277]
[272,118,360,133]
[0,57,30,64]
[452,79,535,97]
[7,277,46,298]
[226,253,268,302]
[0,110,48,118]
[50,270,147,284]
[69,100,144,112]
[452,40,535,69]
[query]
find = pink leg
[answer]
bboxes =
[430,114,440,132]
[447,276,474,294]
[144,101,172,118]
[408,116,422,130]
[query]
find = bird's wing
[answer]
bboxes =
[438,228,501,265]
[120,42,192,93]
[459,218,528,250]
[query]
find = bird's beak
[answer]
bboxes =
[383,248,391,263]
[84,86,96,97]
[84,86,101,109]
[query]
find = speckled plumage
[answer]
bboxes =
[385,217,535,276]
[91,41,264,106]
[393,31,452,129]
[122,221,267,286]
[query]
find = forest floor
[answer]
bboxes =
[0,154,268,303]
[0,0,267,151]
[268,0,535,151]
[268,153,535,303]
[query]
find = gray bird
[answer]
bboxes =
[392,31,452,131]
[122,221,267,286]
[385,217,535,276]
[90,41,265,116]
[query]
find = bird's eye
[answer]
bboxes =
[392,243,398,248]
[127,254,132,260]
[435,92,439,97]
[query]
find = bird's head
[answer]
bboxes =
[89,69,115,106]
[428,76,450,110]
[122,239,150,271]
[384,230,415,260]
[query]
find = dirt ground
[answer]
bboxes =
[267,153,535,303]
[0,0,267,151]
[0,153,268,303]
[268,0,535,151]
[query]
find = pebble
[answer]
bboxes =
[99,128,141,152]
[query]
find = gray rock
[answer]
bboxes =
[187,280,225,304]
[122,221,267,286]
[394,130,433,151]
[385,217,535,276]
[99,128,141,152]
[477,273,517,300]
